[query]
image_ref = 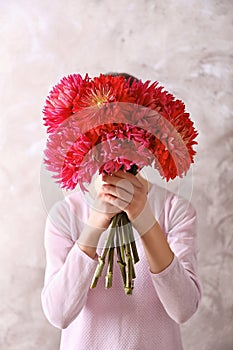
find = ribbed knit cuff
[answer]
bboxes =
[131,201,157,236]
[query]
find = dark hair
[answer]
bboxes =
[104,72,139,86]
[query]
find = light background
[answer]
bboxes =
[1,0,233,349]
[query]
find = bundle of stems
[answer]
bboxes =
[90,211,139,295]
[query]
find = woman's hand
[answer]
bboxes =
[87,175,123,230]
[77,175,122,258]
[101,170,174,274]
[101,170,149,222]
[100,170,157,235]
[78,170,155,259]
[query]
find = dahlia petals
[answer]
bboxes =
[43,73,198,190]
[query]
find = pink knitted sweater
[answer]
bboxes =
[41,184,201,350]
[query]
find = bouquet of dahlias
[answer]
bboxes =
[43,73,198,294]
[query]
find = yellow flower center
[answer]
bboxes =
[92,88,110,108]
[95,96,107,107]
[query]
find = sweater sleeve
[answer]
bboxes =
[41,200,98,329]
[150,194,202,324]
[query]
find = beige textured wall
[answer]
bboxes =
[1,0,232,349]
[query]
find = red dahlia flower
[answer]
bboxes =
[43,73,198,191]
[43,73,90,133]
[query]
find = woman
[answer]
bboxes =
[41,73,201,350]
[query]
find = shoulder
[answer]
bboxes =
[47,189,89,226]
[45,190,90,241]
[150,182,196,211]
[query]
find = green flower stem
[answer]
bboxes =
[124,217,136,279]
[121,215,133,295]
[90,216,119,289]
[118,222,126,264]
[121,212,139,268]
[127,224,136,281]
[105,223,116,288]
[105,245,114,288]
[116,225,126,286]
[128,223,140,264]
[90,211,139,295]
[124,240,133,295]
[90,255,107,289]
